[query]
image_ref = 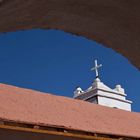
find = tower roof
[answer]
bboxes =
[91,78,127,95]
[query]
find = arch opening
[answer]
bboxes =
[0,29,140,112]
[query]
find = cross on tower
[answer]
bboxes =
[91,60,102,78]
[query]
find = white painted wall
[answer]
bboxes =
[98,96,131,111]
[97,90,126,100]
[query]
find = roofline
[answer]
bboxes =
[86,88,127,97]
[0,120,115,140]
[0,119,139,139]
[83,93,132,104]
[75,88,127,99]
[97,88,127,97]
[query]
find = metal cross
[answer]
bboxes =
[91,60,102,78]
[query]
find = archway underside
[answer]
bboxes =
[0,0,140,69]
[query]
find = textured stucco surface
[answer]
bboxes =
[0,83,140,138]
[0,0,140,69]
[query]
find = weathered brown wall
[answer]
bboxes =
[0,0,140,69]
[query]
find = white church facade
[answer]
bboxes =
[73,60,132,111]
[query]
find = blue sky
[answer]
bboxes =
[0,29,140,112]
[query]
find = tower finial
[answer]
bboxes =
[91,60,102,78]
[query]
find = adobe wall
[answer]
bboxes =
[0,0,140,69]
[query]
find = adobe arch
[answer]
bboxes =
[0,0,140,69]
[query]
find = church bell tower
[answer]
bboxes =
[73,60,132,111]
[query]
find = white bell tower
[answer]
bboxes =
[73,60,132,111]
